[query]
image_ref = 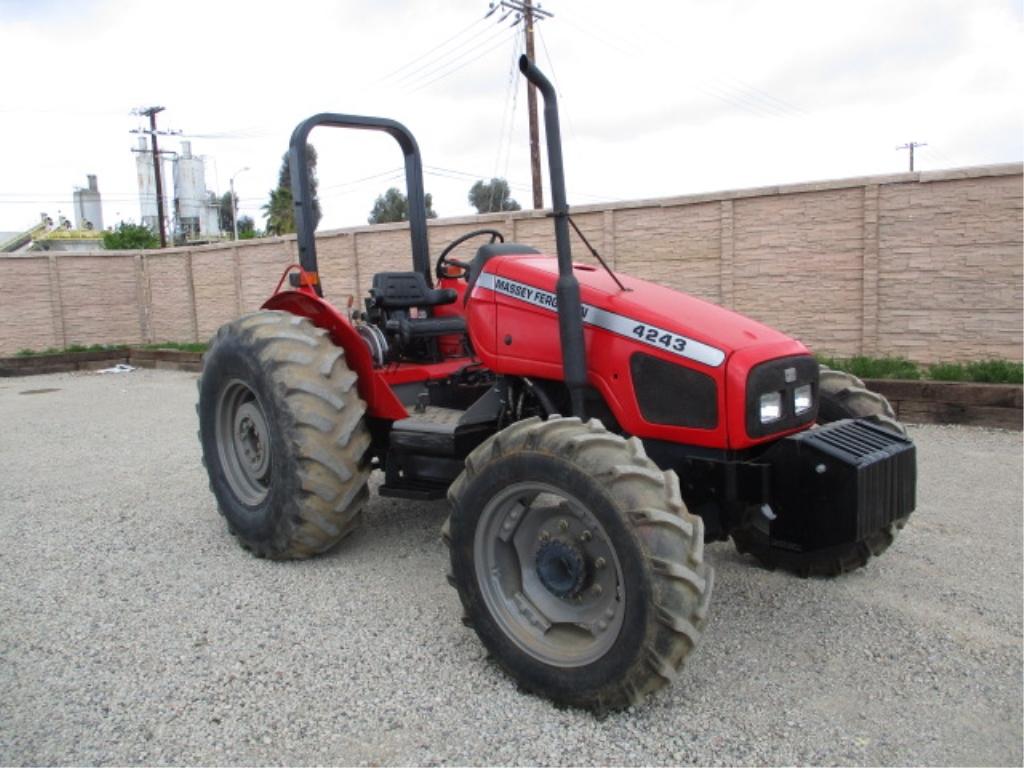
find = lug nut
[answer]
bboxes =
[558,519,569,532]
[580,530,592,542]
[595,557,606,570]
[592,584,603,596]
[539,530,550,542]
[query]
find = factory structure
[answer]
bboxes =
[135,138,222,243]
[0,175,105,253]
[73,175,103,231]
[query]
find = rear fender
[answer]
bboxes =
[261,290,407,420]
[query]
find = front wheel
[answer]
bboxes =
[444,416,712,712]
[731,364,909,577]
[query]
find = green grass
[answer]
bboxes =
[819,355,1023,385]
[816,355,921,380]
[138,341,208,353]
[15,344,128,357]
[9,342,206,357]
[927,359,1024,384]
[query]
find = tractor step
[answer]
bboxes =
[390,406,463,455]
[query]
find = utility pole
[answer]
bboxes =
[524,0,543,209]
[130,106,179,247]
[897,141,927,172]
[490,0,553,209]
[230,167,250,241]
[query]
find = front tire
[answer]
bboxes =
[197,311,371,559]
[445,416,712,712]
[731,364,909,577]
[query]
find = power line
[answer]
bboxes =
[403,26,518,92]
[378,14,492,84]
[557,7,804,121]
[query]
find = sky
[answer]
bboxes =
[0,0,1021,236]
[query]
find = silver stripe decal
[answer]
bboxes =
[475,272,726,367]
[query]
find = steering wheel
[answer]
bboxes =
[435,228,505,280]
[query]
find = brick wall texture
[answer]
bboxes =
[2,164,1020,363]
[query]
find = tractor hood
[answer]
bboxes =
[487,253,804,362]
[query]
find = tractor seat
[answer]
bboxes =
[371,271,457,310]
[371,271,465,342]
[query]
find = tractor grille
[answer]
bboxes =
[630,352,718,429]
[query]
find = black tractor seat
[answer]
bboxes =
[370,271,466,343]
[372,271,458,309]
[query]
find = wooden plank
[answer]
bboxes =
[867,379,1023,408]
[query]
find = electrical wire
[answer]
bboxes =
[377,14,492,84]
[557,7,804,121]
[404,28,520,93]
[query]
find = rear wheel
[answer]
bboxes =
[197,311,371,559]
[731,364,909,577]
[444,416,712,712]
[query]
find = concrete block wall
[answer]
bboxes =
[1,163,1020,363]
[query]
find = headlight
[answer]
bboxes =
[794,384,813,414]
[759,392,782,423]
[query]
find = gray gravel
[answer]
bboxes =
[0,368,1021,766]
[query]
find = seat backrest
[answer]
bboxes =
[371,271,456,310]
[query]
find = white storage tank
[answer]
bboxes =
[73,175,103,231]
[173,140,205,239]
[135,137,160,232]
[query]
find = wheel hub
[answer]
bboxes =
[473,482,626,668]
[535,539,587,598]
[216,380,272,506]
[234,402,269,477]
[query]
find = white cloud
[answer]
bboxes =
[0,0,1019,234]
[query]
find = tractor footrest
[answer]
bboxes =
[391,406,462,455]
[379,483,447,501]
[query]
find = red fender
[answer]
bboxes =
[261,290,407,420]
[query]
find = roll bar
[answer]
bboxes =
[288,114,432,297]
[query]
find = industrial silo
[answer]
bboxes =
[135,137,160,233]
[73,175,103,231]
[173,141,205,240]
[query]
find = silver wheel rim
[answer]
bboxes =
[473,481,626,668]
[216,379,271,506]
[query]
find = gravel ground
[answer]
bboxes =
[0,368,1021,767]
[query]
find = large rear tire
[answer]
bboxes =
[444,416,713,712]
[731,364,909,577]
[197,311,371,559]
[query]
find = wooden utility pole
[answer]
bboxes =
[131,106,179,247]
[490,0,553,209]
[523,0,543,209]
[897,141,927,172]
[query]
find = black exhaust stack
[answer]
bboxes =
[518,56,588,419]
[289,114,432,297]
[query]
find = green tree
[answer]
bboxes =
[368,187,438,224]
[218,190,237,235]
[262,187,294,236]
[468,177,521,213]
[262,143,320,235]
[237,216,256,239]
[278,145,321,230]
[102,222,160,250]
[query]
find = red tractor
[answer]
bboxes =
[198,57,915,712]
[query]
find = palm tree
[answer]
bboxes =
[262,188,294,235]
